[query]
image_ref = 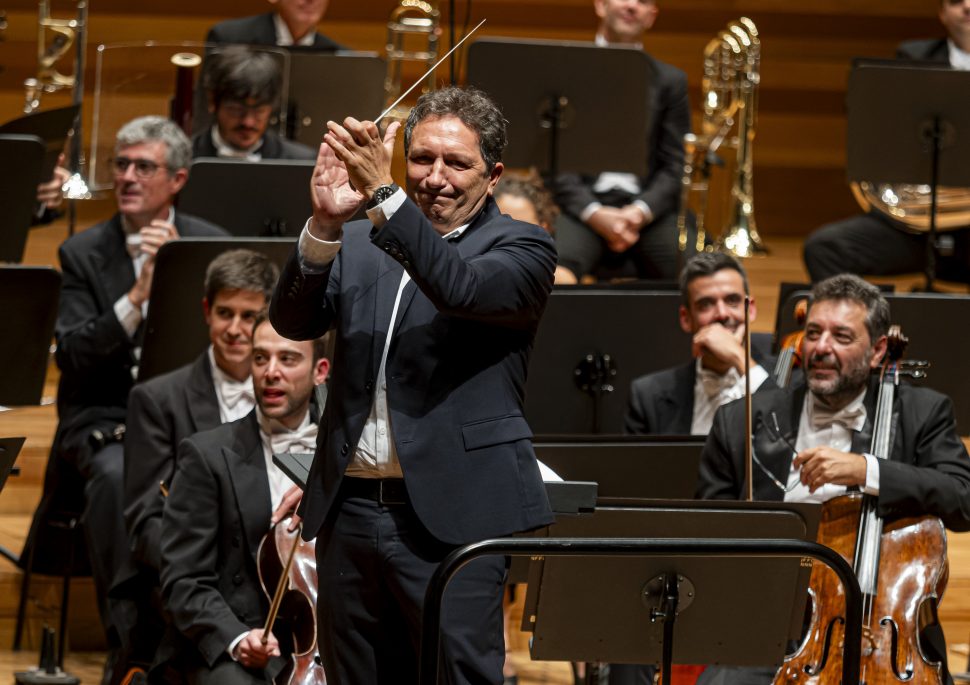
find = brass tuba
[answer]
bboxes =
[851,182,970,233]
[677,17,766,259]
[383,0,439,122]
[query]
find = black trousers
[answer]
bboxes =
[315,492,507,685]
[803,210,970,284]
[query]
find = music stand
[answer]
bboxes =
[138,238,296,381]
[525,288,691,434]
[0,136,46,263]
[0,105,79,184]
[285,51,386,146]
[179,159,315,236]
[847,60,970,290]
[532,436,704,500]
[0,437,25,495]
[0,267,60,405]
[466,38,650,181]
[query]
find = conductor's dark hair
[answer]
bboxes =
[403,86,507,174]
[809,274,890,342]
[678,252,749,306]
[204,45,282,108]
[204,249,279,304]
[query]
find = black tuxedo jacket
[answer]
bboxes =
[158,411,278,670]
[697,379,970,532]
[897,38,950,64]
[54,211,225,455]
[191,128,316,161]
[124,352,221,572]
[205,12,343,51]
[624,333,777,435]
[554,52,689,222]
[271,197,556,545]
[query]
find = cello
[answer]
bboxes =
[772,298,808,388]
[772,326,944,685]
[258,519,328,684]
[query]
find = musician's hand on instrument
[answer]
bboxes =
[324,118,399,199]
[234,629,280,669]
[309,138,364,240]
[794,447,868,492]
[271,485,303,530]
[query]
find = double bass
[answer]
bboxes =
[773,327,944,684]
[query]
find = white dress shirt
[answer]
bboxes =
[784,389,880,504]
[112,207,177,338]
[207,346,255,423]
[210,126,262,161]
[948,39,970,71]
[273,13,317,47]
[690,358,768,435]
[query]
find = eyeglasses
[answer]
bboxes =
[220,101,273,119]
[111,157,167,179]
[751,411,800,493]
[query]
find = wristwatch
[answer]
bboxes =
[366,183,399,210]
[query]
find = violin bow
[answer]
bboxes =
[744,295,753,501]
[261,522,303,646]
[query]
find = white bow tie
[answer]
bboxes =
[270,422,318,455]
[809,398,866,432]
[699,367,742,400]
[221,380,255,410]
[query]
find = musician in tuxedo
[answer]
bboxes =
[157,316,329,684]
[192,46,315,161]
[697,274,970,685]
[624,252,775,435]
[553,0,691,282]
[802,0,970,283]
[20,115,225,685]
[269,86,555,684]
[205,0,343,50]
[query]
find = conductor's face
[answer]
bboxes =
[406,115,503,235]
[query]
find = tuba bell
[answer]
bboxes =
[677,17,767,259]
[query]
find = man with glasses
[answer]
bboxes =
[696,273,970,685]
[193,45,315,161]
[23,115,225,685]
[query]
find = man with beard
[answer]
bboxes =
[624,252,774,435]
[696,273,970,685]
[192,46,315,161]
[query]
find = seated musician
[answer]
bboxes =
[802,0,970,283]
[624,252,775,435]
[193,45,315,161]
[156,315,329,683]
[697,273,970,685]
[554,0,691,282]
[205,0,343,50]
[20,115,225,684]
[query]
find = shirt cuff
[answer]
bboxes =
[748,364,769,393]
[862,453,880,495]
[227,631,249,660]
[580,202,603,223]
[364,187,407,228]
[298,220,341,274]
[631,199,653,225]
[113,293,142,338]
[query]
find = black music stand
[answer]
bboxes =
[776,290,970,434]
[285,51,386,146]
[525,288,691,434]
[0,437,24,496]
[466,38,650,181]
[0,267,60,405]
[179,159,315,236]
[847,60,970,291]
[532,436,704,500]
[0,136,45,263]
[138,238,296,381]
[0,105,79,184]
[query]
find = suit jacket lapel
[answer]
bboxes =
[370,255,405,380]
[186,352,221,433]
[97,215,136,306]
[751,385,806,499]
[222,412,272,563]
[851,378,879,456]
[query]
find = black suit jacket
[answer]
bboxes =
[54,211,226,454]
[158,412,278,670]
[205,12,343,51]
[191,128,316,161]
[897,38,950,64]
[555,52,689,222]
[624,333,777,435]
[696,379,970,532]
[124,352,222,572]
[271,197,556,545]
